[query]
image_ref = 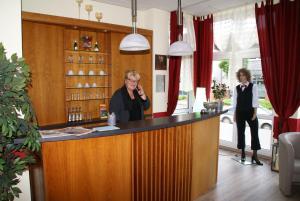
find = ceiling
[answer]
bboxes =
[93,0,260,16]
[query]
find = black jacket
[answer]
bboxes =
[109,85,150,123]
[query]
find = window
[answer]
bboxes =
[176,90,189,110]
[213,3,274,156]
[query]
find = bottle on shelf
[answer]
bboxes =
[99,104,108,119]
[79,107,83,121]
[68,108,72,122]
[71,108,76,122]
[73,40,78,51]
[94,42,100,52]
[75,107,80,121]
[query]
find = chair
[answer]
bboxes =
[279,132,300,196]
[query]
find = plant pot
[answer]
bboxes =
[216,100,223,112]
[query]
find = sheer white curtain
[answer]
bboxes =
[214,4,258,51]
[214,10,233,51]
[180,14,196,92]
[213,4,259,90]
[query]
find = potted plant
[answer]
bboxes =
[211,80,228,111]
[0,43,40,201]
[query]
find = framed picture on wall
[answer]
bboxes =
[156,75,165,92]
[155,54,167,70]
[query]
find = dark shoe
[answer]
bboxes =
[252,156,263,165]
[241,152,246,162]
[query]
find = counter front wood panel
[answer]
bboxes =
[41,134,132,201]
[191,116,220,200]
[133,124,192,201]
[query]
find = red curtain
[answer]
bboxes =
[167,11,183,116]
[193,15,214,100]
[255,0,300,138]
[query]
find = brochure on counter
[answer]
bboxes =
[92,125,119,132]
[40,125,120,138]
[40,127,93,138]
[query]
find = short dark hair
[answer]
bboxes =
[236,68,251,82]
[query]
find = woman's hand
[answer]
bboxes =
[251,108,257,121]
[137,84,147,100]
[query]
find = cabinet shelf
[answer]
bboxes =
[66,86,111,89]
[65,62,106,65]
[65,50,110,55]
[66,98,110,102]
[65,74,109,77]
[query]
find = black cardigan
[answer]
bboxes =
[109,85,150,123]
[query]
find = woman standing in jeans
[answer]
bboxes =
[233,68,263,165]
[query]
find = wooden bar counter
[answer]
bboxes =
[29,111,226,201]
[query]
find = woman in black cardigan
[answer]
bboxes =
[233,68,263,165]
[109,70,150,123]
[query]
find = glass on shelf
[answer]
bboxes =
[78,55,84,64]
[98,57,105,64]
[67,70,74,75]
[88,56,93,64]
[67,55,74,63]
[77,83,83,88]
[78,70,84,75]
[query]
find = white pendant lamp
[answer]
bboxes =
[119,0,150,51]
[168,0,193,56]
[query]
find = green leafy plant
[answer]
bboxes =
[259,99,273,110]
[211,80,228,100]
[0,43,40,201]
[223,98,231,106]
[178,95,187,100]
[218,59,229,76]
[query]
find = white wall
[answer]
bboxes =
[0,1,31,201]
[22,0,144,28]
[142,8,170,113]
[0,0,22,56]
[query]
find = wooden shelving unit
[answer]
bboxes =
[64,29,111,122]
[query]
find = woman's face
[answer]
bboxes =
[239,72,248,83]
[125,75,138,92]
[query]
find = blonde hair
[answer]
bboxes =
[124,70,140,81]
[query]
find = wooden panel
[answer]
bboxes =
[22,21,66,126]
[22,12,153,36]
[64,29,79,50]
[133,124,192,201]
[41,134,132,201]
[110,32,153,114]
[191,116,220,200]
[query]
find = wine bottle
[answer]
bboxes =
[73,40,78,51]
[68,108,72,122]
[94,42,100,51]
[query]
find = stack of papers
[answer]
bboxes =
[40,127,93,138]
[92,125,120,132]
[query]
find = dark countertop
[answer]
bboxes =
[15,110,228,143]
